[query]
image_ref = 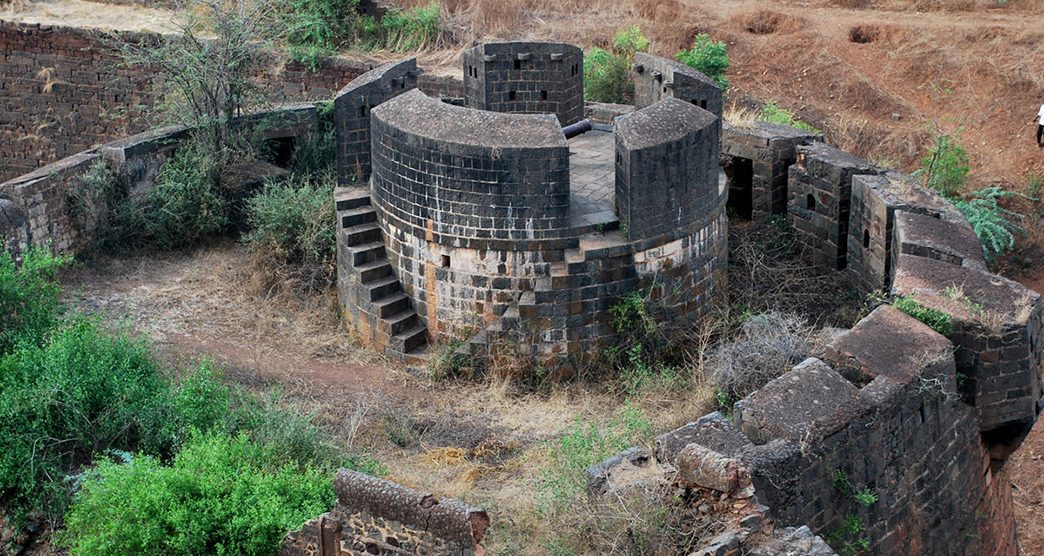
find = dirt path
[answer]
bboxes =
[4,0,179,34]
[60,242,403,394]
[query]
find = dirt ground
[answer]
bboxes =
[59,242,718,554]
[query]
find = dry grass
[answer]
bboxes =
[730,10,806,36]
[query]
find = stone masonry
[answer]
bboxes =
[462,41,584,126]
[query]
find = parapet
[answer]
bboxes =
[334,58,419,185]
[370,88,570,246]
[788,142,880,271]
[614,97,720,241]
[632,52,723,120]
[463,41,584,126]
[722,121,818,226]
[281,469,489,555]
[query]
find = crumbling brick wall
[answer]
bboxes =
[281,470,489,556]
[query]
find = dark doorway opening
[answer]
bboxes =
[724,155,753,221]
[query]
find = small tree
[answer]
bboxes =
[583,26,649,104]
[115,0,278,159]
[918,132,970,198]
[676,33,729,91]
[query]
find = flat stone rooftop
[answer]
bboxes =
[568,128,617,229]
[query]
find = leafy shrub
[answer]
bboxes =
[759,101,821,133]
[283,0,361,70]
[68,161,120,235]
[60,432,334,556]
[538,404,652,511]
[952,186,1024,259]
[289,101,336,176]
[676,33,729,90]
[708,312,813,400]
[918,132,969,198]
[365,2,443,52]
[242,173,336,288]
[0,319,172,518]
[116,138,227,249]
[583,26,649,104]
[0,247,69,355]
[893,296,954,336]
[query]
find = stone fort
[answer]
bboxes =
[1,25,1041,555]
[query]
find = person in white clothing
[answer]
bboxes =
[1036,103,1044,148]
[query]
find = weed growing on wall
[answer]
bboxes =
[583,26,649,104]
[758,101,821,134]
[893,296,955,336]
[708,311,813,402]
[67,161,120,236]
[126,138,228,249]
[676,34,730,91]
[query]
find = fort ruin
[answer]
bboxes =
[0,25,1041,555]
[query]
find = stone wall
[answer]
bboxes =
[845,171,957,295]
[371,89,571,243]
[0,104,319,255]
[787,143,879,271]
[632,52,723,121]
[462,41,584,126]
[281,469,489,556]
[334,58,418,186]
[721,122,818,227]
[648,306,1019,556]
[0,20,366,183]
[615,97,719,241]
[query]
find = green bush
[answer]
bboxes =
[242,173,336,286]
[759,101,821,133]
[0,247,69,355]
[583,26,650,104]
[953,186,1024,259]
[289,101,336,176]
[893,296,954,336]
[283,0,361,70]
[676,33,729,90]
[918,132,969,198]
[0,318,172,518]
[116,138,227,249]
[365,2,442,52]
[60,432,334,556]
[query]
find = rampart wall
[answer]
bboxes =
[632,52,723,120]
[0,20,443,183]
[0,105,318,254]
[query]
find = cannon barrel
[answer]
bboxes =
[562,119,593,139]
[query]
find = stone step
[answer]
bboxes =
[374,292,410,318]
[349,241,386,266]
[334,187,371,211]
[341,207,377,229]
[356,260,392,282]
[390,323,428,354]
[344,222,382,247]
[383,309,418,336]
[364,274,401,302]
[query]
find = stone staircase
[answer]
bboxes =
[336,188,428,359]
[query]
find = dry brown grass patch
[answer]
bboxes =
[731,10,805,36]
[848,23,903,44]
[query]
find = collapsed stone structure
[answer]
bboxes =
[2,30,1041,555]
